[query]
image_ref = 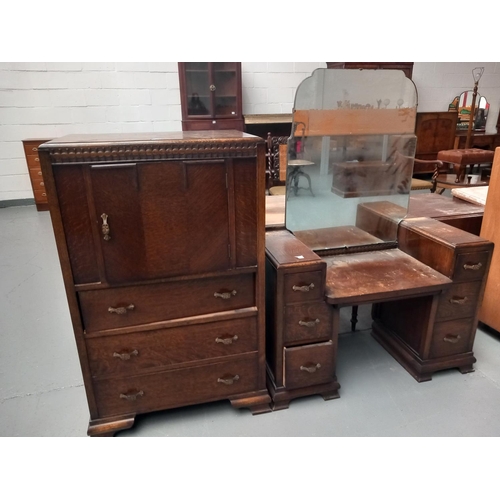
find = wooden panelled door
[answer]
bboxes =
[89,160,232,284]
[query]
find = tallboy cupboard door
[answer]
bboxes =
[89,160,231,284]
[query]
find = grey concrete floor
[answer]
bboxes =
[2,204,500,438]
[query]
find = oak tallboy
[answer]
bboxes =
[39,131,271,436]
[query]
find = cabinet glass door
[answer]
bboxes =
[185,62,210,117]
[213,62,239,118]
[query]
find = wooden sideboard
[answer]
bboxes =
[453,131,500,150]
[22,139,50,211]
[414,112,458,171]
[39,131,271,436]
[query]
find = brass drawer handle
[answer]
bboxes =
[210,84,216,91]
[32,147,38,152]
[217,374,240,385]
[463,262,482,271]
[113,349,139,360]
[300,363,321,373]
[35,157,39,162]
[108,304,135,315]
[215,335,239,345]
[214,290,237,299]
[119,390,144,401]
[449,296,468,305]
[292,283,315,292]
[100,213,111,241]
[37,171,42,175]
[299,319,320,328]
[443,335,461,344]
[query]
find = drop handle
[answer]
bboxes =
[100,213,111,241]
[449,296,468,305]
[209,84,216,91]
[300,363,321,373]
[215,335,239,345]
[293,283,315,292]
[119,390,144,401]
[299,318,320,328]
[217,374,240,385]
[113,349,139,360]
[463,262,482,271]
[108,304,135,315]
[214,290,237,299]
[443,335,461,344]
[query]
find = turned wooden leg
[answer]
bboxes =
[351,305,358,332]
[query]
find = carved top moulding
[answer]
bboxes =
[38,131,262,164]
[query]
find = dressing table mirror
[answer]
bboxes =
[449,91,489,131]
[265,69,493,410]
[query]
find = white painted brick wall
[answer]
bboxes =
[1,62,500,203]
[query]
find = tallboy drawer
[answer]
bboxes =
[79,273,255,333]
[283,270,324,304]
[284,302,332,345]
[284,341,335,390]
[93,352,260,417]
[86,316,258,378]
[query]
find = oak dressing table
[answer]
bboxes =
[265,69,493,409]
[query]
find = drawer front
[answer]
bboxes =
[284,302,332,344]
[453,251,489,282]
[33,187,48,202]
[79,273,255,333]
[23,141,45,155]
[28,167,44,181]
[436,281,482,321]
[86,316,258,378]
[93,352,260,417]
[25,154,41,168]
[283,270,323,304]
[430,318,475,358]
[284,341,335,390]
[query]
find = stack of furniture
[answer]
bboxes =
[39,131,271,436]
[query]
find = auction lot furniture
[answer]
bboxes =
[265,69,493,409]
[39,131,271,436]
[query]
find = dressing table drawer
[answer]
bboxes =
[283,270,324,304]
[284,302,332,345]
[436,281,482,321]
[283,341,335,390]
[453,251,490,282]
[430,318,475,358]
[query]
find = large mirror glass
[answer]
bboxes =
[449,91,489,131]
[285,68,418,254]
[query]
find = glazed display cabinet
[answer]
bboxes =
[178,62,244,131]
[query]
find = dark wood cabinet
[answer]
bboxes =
[326,62,414,79]
[39,131,270,436]
[178,63,244,132]
[414,111,458,171]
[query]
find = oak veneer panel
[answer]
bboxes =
[479,147,500,331]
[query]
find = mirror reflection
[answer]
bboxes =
[449,91,489,131]
[285,69,418,254]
